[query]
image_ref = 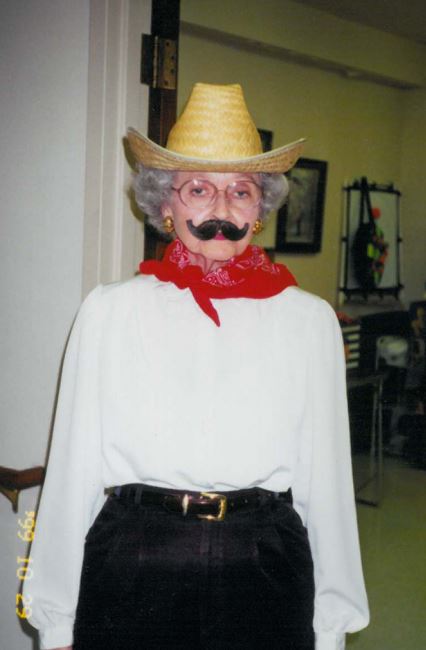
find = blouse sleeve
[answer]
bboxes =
[23,285,107,650]
[292,298,369,650]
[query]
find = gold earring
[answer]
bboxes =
[163,216,174,233]
[252,219,263,235]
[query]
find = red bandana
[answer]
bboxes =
[139,239,297,326]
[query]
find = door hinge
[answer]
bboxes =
[141,34,177,90]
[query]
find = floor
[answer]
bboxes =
[347,455,426,649]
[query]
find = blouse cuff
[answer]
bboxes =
[39,624,73,650]
[315,631,345,650]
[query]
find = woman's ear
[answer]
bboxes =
[160,201,172,218]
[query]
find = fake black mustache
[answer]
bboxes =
[186,219,249,241]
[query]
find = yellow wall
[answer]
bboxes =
[178,0,426,307]
[401,89,426,302]
[181,0,426,88]
[178,33,403,304]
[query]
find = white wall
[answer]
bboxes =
[0,1,151,646]
[0,1,90,647]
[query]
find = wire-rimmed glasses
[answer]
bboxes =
[172,179,262,211]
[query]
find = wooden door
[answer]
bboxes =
[143,0,180,260]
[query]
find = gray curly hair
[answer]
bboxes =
[133,164,289,233]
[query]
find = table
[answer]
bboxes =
[347,371,386,507]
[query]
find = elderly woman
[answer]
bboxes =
[24,83,368,650]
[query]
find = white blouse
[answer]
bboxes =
[24,275,369,650]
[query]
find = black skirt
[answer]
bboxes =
[73,485,315,650]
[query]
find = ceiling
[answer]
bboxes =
[292,0,426,45]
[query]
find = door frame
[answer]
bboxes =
[82,0,152,296]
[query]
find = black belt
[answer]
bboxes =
[113,484,292,522]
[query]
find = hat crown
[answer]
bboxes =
[166,83,263,161]
[126,82,305,173]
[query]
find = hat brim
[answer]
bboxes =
[127,128,306,173]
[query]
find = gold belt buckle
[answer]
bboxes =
[197,492,227,521]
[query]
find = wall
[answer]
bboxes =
[0,2,90,648]
[179,0,426,307]
[181,0,426,88]
[400,89,426,302]
[0,1,151,648]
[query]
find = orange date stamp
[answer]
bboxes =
[16,511,35,619]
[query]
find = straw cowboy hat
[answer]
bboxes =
[127,83,305,173]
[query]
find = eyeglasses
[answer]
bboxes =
[172,179,262,211]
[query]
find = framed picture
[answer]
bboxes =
[275,158,327,253]
[257,128,273,153]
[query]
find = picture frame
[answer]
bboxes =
[275,157,327,253]
[257,128,273,153]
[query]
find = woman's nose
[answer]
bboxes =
[211,189,231,219]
